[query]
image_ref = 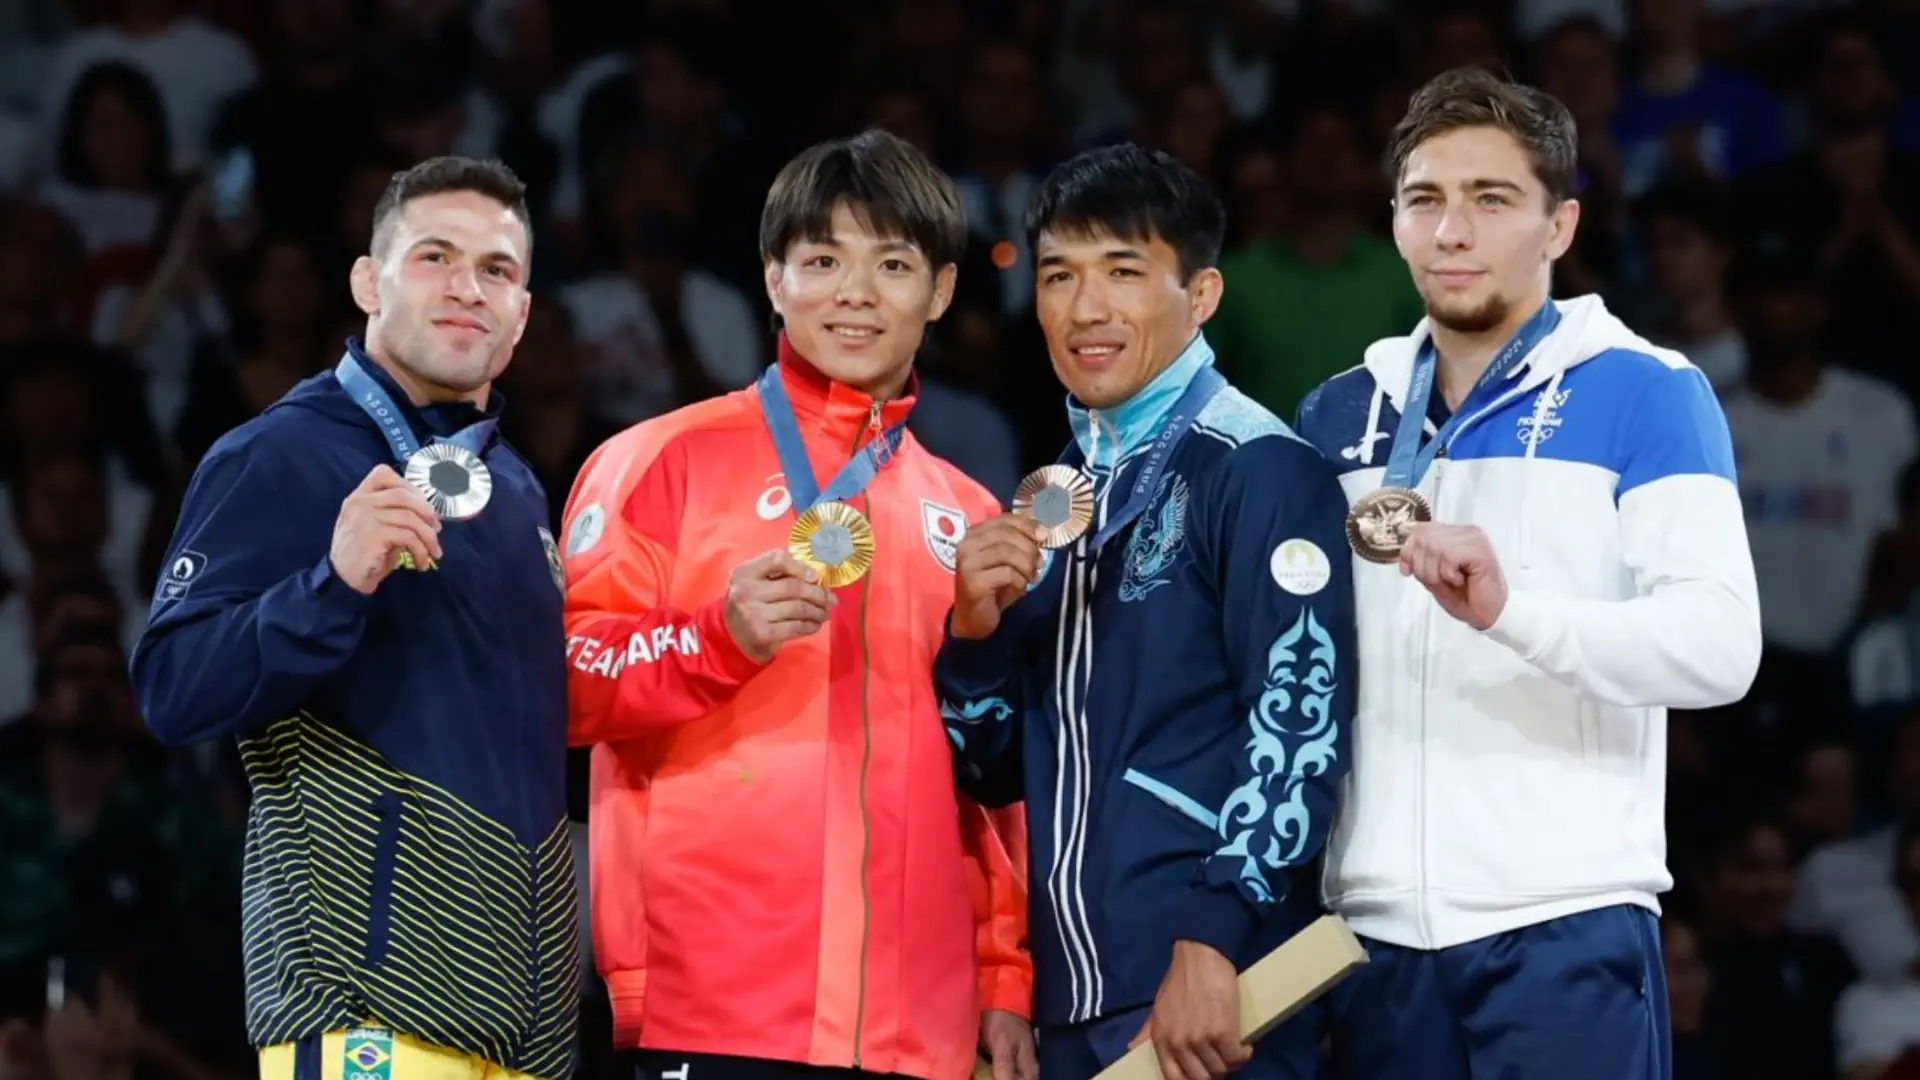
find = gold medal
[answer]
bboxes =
[1345,486,1431,564]
[789,501,876,588]
[1013,465,1096,549]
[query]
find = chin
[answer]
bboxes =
[805,339,913,394]
[1425,294,1509,335]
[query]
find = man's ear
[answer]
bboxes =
[763,257,785,319]
[349,255,382,317]
[1546,197,1582,262]
[1187,266,1224,326]
[927,263,957,323]
[510,295,531,348]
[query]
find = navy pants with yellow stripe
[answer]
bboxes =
[260,1026,544,1080]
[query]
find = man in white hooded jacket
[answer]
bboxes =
[1293,67,1761,1079]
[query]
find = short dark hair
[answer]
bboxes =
[1023,143,1225,282]
[1385,67,1580,204]
[759,128,967,270]
[370,156,533,262]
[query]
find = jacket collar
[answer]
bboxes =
[772,332,918,447]
[1068,331,1215,470]
[344,336,505,445]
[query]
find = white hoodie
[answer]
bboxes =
[1293,295,1762,950]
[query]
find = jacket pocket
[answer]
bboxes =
[1121,767,1220,835]
[365,792,404,967]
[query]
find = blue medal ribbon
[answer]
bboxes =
[1379,301,1562,491]
[756,363,908,513]
[1084,365,1227,552]
[333,347,497,464]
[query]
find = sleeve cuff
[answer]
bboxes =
[938,621,1017,696]
[1483,586,1550,660]
[978,962,1033,1019]
[694,598,768,683]
[1167,883,1262,962]
[305,556,379,619]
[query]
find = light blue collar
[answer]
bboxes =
[1068,332,1215,470]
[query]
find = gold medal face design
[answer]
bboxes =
[1345,486,1432,564]
[1013,465,1096,549]
[405,443,492,522]
[788,501,876,588]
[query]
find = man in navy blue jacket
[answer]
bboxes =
[129,157,578,1080]
[934,145,1357,1080]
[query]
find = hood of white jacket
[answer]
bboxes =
[1360,294,1691,414]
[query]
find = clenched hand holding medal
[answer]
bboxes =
[335,350,496,573]
[1347,302,1561,564]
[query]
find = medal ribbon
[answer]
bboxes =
[756,363,908,513]
[1379,301,1562,492]
[1084,365,1227,552]
[333,348,497,463]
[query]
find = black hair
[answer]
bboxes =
[1023,143,1225,281]
[758,127,967,270]
[369,156,532,264]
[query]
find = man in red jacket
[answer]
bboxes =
[562,128,1036,1080]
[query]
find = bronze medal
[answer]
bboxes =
[1345,487,1432,564]
[1013,465,1096,550]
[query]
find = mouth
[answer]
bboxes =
[1428,268,1486,286]
[432,316,489,334]
[1067,340,1126,365]
[824,323,883,341]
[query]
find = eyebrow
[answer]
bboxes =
[1400,178,1526,197]
[1036,247,1147,268]
[411,236,523,268]
[806,236,920,255]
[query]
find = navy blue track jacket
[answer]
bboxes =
[129,342,578,1078]
[933,336,1357,1027]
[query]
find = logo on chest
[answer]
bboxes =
[1118,473,1190,603]
[1517,387,1572,448]
[921,500,966,572]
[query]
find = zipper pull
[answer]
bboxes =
[868,400,883,431]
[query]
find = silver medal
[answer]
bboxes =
[405,442,492,521]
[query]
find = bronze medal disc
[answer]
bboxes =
[1345,486,1432,564]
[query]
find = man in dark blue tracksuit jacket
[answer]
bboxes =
[129,158,577,1080]
[935,145,1356,1080]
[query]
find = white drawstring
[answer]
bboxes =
[1359,386,1385,465]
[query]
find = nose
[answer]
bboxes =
[445,262,485,304]
[833,261,878,307]
[1068,277,1110,325]
[1434,201,1475,252]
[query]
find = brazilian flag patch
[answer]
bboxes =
[343,1026,395,1080]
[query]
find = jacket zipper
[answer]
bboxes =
[1412,382,1531,948]
[849,399,882,1067]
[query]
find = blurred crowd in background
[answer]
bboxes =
[3,0,1920,1078]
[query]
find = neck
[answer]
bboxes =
[365,339,488,408]
[1430,293,1547,410]
[855,366,913,403]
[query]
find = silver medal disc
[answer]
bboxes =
[405,443,493,521]
[809,522,855,566]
